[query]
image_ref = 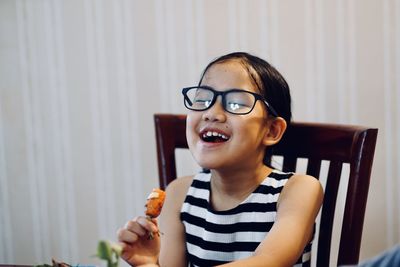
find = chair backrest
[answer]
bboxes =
[154,113,378,266]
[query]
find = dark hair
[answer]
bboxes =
[198,52,292,166]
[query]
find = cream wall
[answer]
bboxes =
[0,0,399,265]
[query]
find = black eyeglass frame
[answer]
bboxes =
[182,86,279,117]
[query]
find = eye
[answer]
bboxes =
[194,98,212,108]
[227,101,248,111]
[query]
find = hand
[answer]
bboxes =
[117,216,161,266]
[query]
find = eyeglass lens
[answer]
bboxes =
[184,87,257,114]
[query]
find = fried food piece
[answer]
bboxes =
[145,188,166,218]
[145,188,166,239]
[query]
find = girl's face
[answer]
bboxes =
[186,60,270,171]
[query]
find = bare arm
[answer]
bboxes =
[218,174,323,267]
[158,176,193,267]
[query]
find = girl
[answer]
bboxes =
[117,52,323,267]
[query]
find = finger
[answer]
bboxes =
[118,242,134,261]
[117,227,140,243]
[124,220,147,236]
[148,217,158,225]
[136,217,159,233]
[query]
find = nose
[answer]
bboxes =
[201,97,227,122]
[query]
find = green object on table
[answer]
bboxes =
[95,240,122,267]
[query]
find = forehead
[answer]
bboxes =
[201,60,257,92]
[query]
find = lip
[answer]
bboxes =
[198,138,228,150]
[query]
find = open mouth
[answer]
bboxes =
[200,130,230,143]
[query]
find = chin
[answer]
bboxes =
[194,156,229,171]
[195,160,215,170]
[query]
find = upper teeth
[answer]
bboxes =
[203,131,228,140]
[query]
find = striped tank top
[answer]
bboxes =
[180,170,312,267]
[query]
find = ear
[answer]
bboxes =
[263,117,287,146]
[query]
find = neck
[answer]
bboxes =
[209,163,273,210]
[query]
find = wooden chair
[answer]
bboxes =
[154,113,378,266]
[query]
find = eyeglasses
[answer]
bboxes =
[182,86,278,116]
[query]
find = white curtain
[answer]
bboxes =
[0,0,399,265]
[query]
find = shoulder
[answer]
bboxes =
[277,173,323,210]
[164,175,194,210]
[159,175,194,227]
[286,173,322,188]
[166,175,194,195]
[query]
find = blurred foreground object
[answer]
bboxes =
[95,240,122,267]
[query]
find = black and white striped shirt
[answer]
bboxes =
[180,170,312,267]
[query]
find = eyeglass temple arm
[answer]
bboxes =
[263,101,279,117]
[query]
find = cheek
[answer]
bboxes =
[186,114,199,142]
[236,119,266,142]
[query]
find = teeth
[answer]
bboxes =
[202,131,229,140]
